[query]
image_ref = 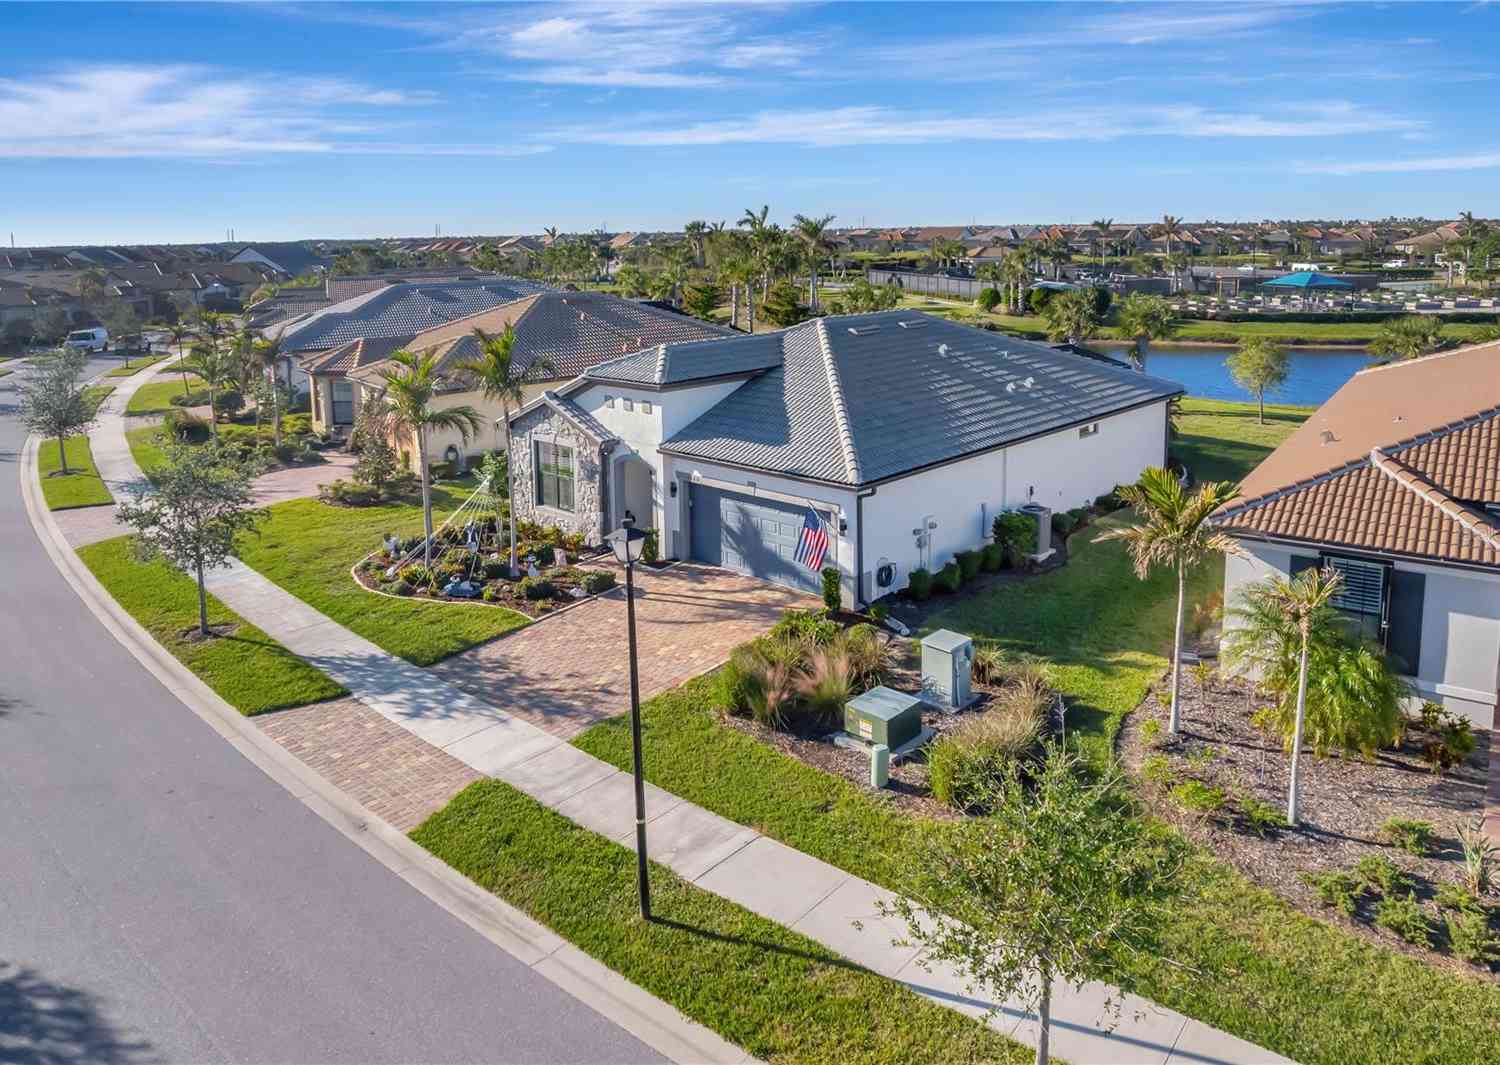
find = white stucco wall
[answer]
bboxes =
[859,400,1170,601]
[1222,542,1500,728]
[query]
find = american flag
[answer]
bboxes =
[794,507,829,571]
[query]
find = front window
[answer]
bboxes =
[332,380,354,425]
[536,440,575,511]
[1325,555,1385,644]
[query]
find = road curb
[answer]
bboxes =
[18,433,755,1065]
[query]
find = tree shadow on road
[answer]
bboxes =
[0,960,159,1065]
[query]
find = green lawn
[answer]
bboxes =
[1174,398,1311,484]
[124,371,205,415]
[78,536,346,715]
[573,400,1500,1064]
[37,435,112,510]
[413,780,1027,1065]
[84,383,115,415]
[104,353,173,378]
[126,424,168,480]
[234,496,529,665]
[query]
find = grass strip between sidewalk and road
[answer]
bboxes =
[104,353,173,378]
[78,535,347,715]
[235,496,530,666]
[412,778,1029,1065]
[38,436,113,509]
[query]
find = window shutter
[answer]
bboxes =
[1326,556,1386,616]
[1289,554,1319,576]
[1386,570,1425,676]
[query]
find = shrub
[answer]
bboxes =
[641,528,659,564]
[318,479,380,506]
[1374,893,1432,948]
[770,608,840,646]
[992,511,1036,562]
[1171,779,1226,814]
[1435,883,1483,914]
[972,645,1007,685]
[399,564,430,587]
[1424,711,1477,774]
[1140,753,1174,787]
[980,542,1005,572]
[1027,286,1055,314]
[1139,717,1163,748]
[976,286,1001,313]
[1238,793,1289,837]
[843,624,889,689]
[1380,817,1436,857]
[733,643,799,728]
[928,698,1044,810]
[796,643,853,725]
[428,460,455,481]
[1445,910,1500,966]
[820,566,841,611]
[381,579,413,597]
[1458,819,1497,896]
[1302,870,1367,918]
[170,388,212,408]
[933,562,962,594]
[955,549,982,582]
[581,570,616,595]
[481,584,503,603]
[1050,511,1076,539]
[1094,489,1123,512]
[906,568,932,600]
[1065,506,1089,532]
[868,601,889,623]
[212,389,243,416]
[163,408,211,443]
[1355,854,1409,896]
[482,559,510,580]
[518,576,555,600]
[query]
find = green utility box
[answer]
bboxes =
[844,686,924,750]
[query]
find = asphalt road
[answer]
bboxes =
[0,353,662,1065]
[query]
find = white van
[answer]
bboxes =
[64,327,109,352]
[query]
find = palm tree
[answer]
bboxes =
[253,336,285,447]
[374,349,483,568]
[1094,469,1242,735]
[165,319,193,393]
[182,339,238,440]
[684,220,709,267]
[1000,249,1031,315]
[456,324,549,573]
[1156,215,1182,292]
[1223,567,1342,826]
[1042,289,1099,345]
[1092,218,1114,267]
[1115,292,1176,371]
[792,213,836,312]
[1369,315,1444,361]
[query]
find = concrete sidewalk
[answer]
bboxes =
[92,377,1294,1065]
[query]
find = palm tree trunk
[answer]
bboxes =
[809,263,818,313]
[504,407,518,574]
[1288,633,1310,826]
[196,558,209,637]
[730,284,740,331]
[1133,336,1147,372]
[269,368,281,448]
[1168,562,1185,733]
[207,383,218,440]
[746,287,755,332]
[56,433,70,475]
[417,430,433,568]
[1258,393,1265,425]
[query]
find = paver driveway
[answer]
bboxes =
[429,561,816,739]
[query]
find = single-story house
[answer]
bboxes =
[341,291,730,462]
[1215,341,1500,728]
[231,241,332,278]
[506,310,1183,607]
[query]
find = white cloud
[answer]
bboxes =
[0,65,527,159]
[541,102,1421,148]
[1295,151,1500,175]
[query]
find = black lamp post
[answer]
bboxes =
[605,516,651,921]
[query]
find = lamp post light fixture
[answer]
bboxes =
[606,516,651,921]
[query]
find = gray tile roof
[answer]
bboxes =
[512,390,620,445]
[508,292,730,378]
[585,330,782,386]
[660,311,1183,486]
[274,277,550,353]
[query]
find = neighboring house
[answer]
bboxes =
[267,276,549,401]
[1215,341,1500,729]
[507,310,1182,605]
[231,241,332,278]
[343,291,729,460]
[1393,226,1460,260]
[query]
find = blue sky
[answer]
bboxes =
[4,1,1499,245]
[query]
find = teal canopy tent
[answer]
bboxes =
[1262,270,1354,290]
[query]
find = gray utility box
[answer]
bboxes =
[921,629,975,711]
[844,686,924,750]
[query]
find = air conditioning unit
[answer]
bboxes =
[1019,502,1054,561]
[920,629,975,712]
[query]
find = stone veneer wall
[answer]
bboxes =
[510,402,607,545]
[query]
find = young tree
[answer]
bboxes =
[1095,468,1241,734]
[879,748,1181,1065]
[1114,292,1176,371]
[33,307,72,346]
[117,441,263,637]
[1226,338,1290,424]
[681,281,723,321]
[18,349,95,475]
[252,337,285,447]
[182,339,238,439]
[1042,289,1100,345]
[761,282,809,327]
[375,349,483,567]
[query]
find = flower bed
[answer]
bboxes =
[1120,673,1499,977]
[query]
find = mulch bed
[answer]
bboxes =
[1119,671,1497,978]
[179,623,239,643]
[354,554,614,618]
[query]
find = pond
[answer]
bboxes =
[1093,343,1375,407]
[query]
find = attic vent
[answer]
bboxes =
[1022,376,1036,389]
[1006,381,1017,393]
[847,325,881,336]
[938,343,949,355]
[1320,430,1338,445]
[897,319,925,329]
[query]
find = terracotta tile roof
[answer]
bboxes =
[1217,403,1500,569]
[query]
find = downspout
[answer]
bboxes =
[855,486,877,609]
